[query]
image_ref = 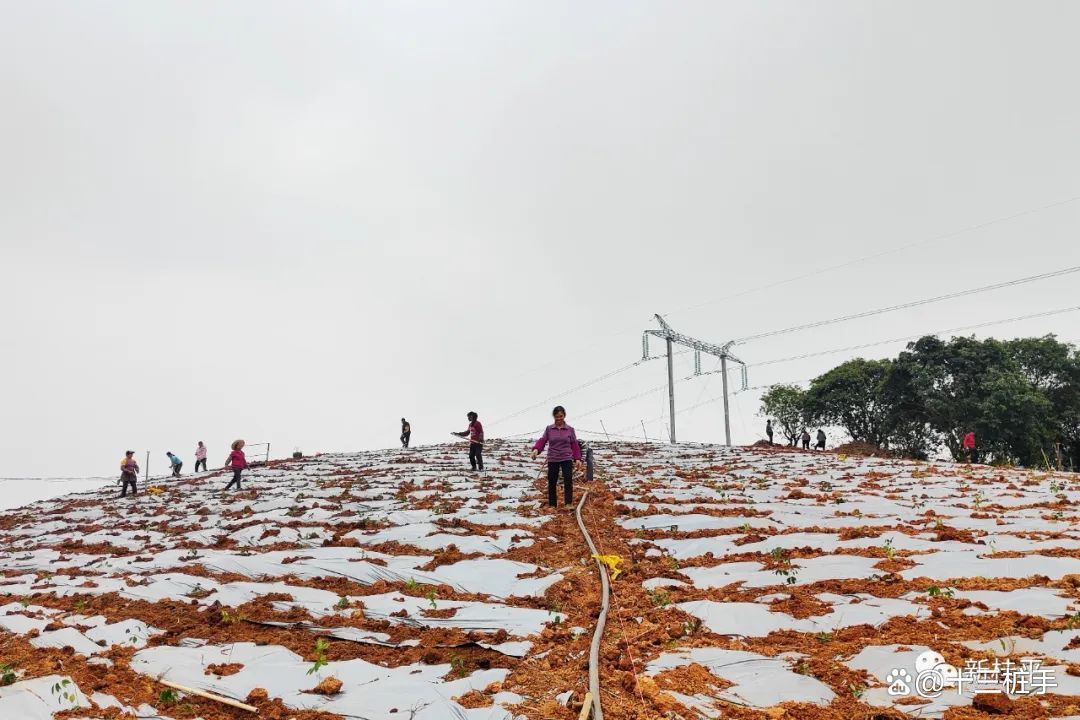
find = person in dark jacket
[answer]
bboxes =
[400,418,411,448]
[223,439,247,491]
[815,429,826,451]
[120,450,139,497]
[452,412,484,471]
[532,405,582,508]
[766,420,774,446]
[801,429,811,450]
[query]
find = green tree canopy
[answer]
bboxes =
[759,384,807,445]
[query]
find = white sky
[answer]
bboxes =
[2,1,1080,479]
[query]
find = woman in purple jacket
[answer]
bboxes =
[532,405,582,508]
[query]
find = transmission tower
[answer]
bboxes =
[642,314,748,445]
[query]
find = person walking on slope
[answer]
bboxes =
[766,420,774,446]
[452,412,484,471]
[400,418,411,448]
[801,429,811,450]
[816,429,826,451]
[119,450,139,497]
[194,441,207,472]
[223,439,247,491]
[166,451,183,477]
[963,431,978,464]
[532,406,582,509]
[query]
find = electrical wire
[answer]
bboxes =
[747,304,1080,368]
[733,265,1080,344]
[490,359,650,426]
[665,192,1080,318]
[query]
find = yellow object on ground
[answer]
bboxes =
[148,486,165,495]
[591,554,623,580]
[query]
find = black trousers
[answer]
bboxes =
[401,432,411,448]
[802,438,810,449]
[766,432,773,446]
[969,448,979,464]
[120,474,137,497]
[172,463,182,477]
[224,468,242,490]
[547,460,573,507]
[469,443,483,470]
[195,458,207,472]
[815,440,825,450]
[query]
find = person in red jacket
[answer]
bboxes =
[532,405,582,508]
[963,431,978,464]
[224,439,247,490]
[452,412,484,471]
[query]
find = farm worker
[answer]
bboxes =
[166,451,183,477]
[816,429,826,451]
[120,450,139,497]
[963,431,978,464]
[531,405,582,508]
[452,412,484,471]
[801,429,811,450]
[765,420,774,446]
[194,442,207,472]
[224,439,247,490]
[400,418,411,448]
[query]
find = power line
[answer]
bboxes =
[747,304,1080,368]
[490,359,649,426]
[734,265,1080,344]
[665,192,1080,318]
[491,349,699,428]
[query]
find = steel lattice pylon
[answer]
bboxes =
[642,314,748,446]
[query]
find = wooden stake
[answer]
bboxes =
[159,679,258,713]
[578,692,593,720]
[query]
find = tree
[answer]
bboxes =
[899,336,1011,460]
[759,384,807,446]
[899,334,1075,464]
[976,368,1055,466]
[804,358,896,446]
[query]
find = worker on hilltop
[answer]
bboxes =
[801,429,811,450]
[452,411,484,472]
[816,429,826,451]
[400,418,411,448]
[532,405,582,509]
[963,430,978,464]
[223,439,247,491]
[194,441,208,473]
[119,450,139,497]
[766,420,774,446]
[166,451,183,477]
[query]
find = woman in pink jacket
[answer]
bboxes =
[532,405,581,508]
[224,439,247,491]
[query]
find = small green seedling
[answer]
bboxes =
[926,585,955,599]
[647,588,672,608]
[51,678,77,705]
[307,638,330,675]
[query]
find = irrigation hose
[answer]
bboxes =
[575,489,608,720]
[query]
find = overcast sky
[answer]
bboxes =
[2,1,1080,482]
